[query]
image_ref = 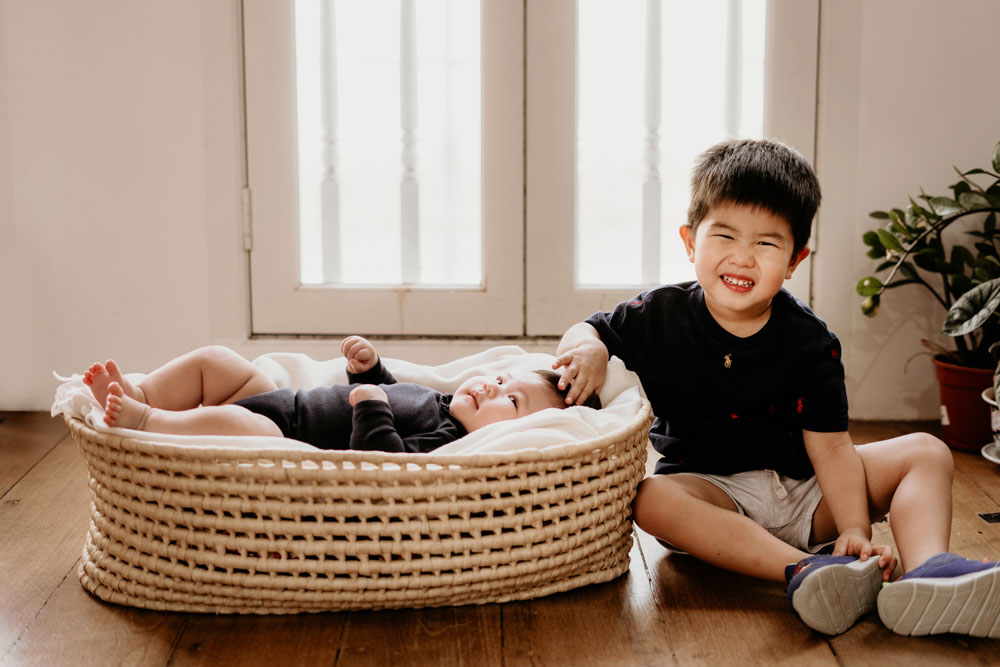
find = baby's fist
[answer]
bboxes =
[341,335,378,374]
[349,384,388,406]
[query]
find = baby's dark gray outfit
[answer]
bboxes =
[234,360,466,452]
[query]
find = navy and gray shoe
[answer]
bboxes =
[877,552,1000,637]
[785,554,883,635]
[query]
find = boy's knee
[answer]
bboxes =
[907,432,954,475]
[632,476,678,533]
[198,345,241,365]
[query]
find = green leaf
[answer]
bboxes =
[856,276,883,296]
[942,277,1000,336]
[875,228,904,253]
[993,140,1000,173]
[959,191,991,209]
[964,168,988,176]
[975,241,997,258]
[875,260,895,272]
[929,197,962,216]
[869,210,890,220]
[861,294,880,317]
[951,274,974,298]
[862,230,880,246]
[867,247,885,260]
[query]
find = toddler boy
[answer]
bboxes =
[555,139,1000,637]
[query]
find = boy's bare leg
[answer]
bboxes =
[632,474,807,582]
[88,345,277,411]
[104,382,282,437]
[810,433,953,573]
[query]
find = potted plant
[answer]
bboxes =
[856,140,1000,450]
[941,277,1000,452]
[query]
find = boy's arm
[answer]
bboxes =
[553,322,609,405]
[803,429,894,575]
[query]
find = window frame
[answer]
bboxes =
[243,0,524,336]
[243,0,819,337]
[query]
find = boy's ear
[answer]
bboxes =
[785,246,811,279]
[678,225,696,262]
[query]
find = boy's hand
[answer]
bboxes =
[349,384,388,406]
[832,527,897,582]
[341,335,378,374]
[552,340,609,405]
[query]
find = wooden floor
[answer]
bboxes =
[2,414,999,666]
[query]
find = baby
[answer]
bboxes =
[83,337,599,453]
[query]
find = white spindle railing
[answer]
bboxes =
[400,0,420,284]
[642,0,662,285]
[320,0,341,284]
[724,0,742,138]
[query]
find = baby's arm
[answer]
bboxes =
[803,429,895,579]
[342,336,397,385]
[553,322,609,405]
[347,384,406,452]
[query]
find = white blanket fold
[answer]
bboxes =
[52,346,643,455]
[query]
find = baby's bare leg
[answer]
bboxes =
[84,360,144,406]
[135,345,278,411]
[104,382,282,437]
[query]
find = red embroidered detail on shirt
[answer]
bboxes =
[731,413,739,419]
[831,348,839,359]
[796,397,804,413]
[629,299,643,307]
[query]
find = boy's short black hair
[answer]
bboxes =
[535,369,602,410]
[687,138,821,256]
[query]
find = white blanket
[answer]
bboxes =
[51,346,643,455]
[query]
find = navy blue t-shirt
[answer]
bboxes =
[586,282,848,479]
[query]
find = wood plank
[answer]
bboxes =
[0,434,92,658]
[500,537,673,666]
[1,560,183,667]
[633,529,839,666]
[336,605,501,666]
[0,412,69,496]
[954,449,1000,506]
[169,613,345,667]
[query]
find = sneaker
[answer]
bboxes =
[877,552,1000,637]
[785,554,882,635]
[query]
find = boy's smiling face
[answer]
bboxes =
[681,202,809,334]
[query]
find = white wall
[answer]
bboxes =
[812,0,1000,419]
[2,0,999,414]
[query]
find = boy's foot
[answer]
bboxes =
[785,554,882,635]
[83,359,145,406]
[877,552,1000,637]
[104,382,152,430]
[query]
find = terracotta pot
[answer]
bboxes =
[933,356,993,452]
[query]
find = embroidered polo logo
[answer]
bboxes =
[724,354,732,369]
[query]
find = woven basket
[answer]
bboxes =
[65,400,651,614]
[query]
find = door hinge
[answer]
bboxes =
[241,187,253,251]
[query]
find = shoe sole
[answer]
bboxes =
[791,557,882,635]
[877,566,1000,637]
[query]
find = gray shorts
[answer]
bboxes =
[675,469,833,553]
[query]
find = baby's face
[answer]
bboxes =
[449,371,565,432]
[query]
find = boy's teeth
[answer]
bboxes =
[722,276,753,288]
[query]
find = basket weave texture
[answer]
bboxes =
[66,401,651,614]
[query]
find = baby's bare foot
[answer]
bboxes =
[84,359,144,406]
[104,382,152,430]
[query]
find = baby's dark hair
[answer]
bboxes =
[534,369,603,410]
[687,138,821,256]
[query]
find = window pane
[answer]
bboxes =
[576,0,766,287]
[294,0,482,286]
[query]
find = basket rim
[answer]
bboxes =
[64,399,651,467]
